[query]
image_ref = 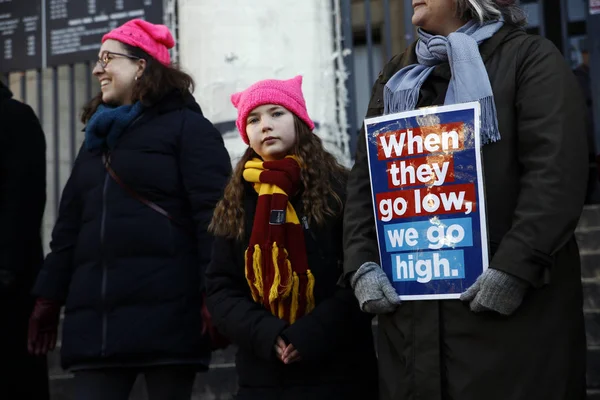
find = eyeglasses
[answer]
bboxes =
[96,51,141,69]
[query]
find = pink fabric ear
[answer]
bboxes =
[145,22,175,48]
[231,92,242,107]
[291,75,303,87]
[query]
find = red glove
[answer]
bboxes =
[28,297,61,356]
[201,293,230,351]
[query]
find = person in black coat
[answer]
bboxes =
[27,19,231,400]
[0,81,49,399]
[205,75,378,400]
[343,1,588,399]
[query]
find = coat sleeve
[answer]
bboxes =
[178,111,232,289]
[343,77,387,277]
[0,101,46,279]
[206,235,288,360]
[280,282,370,363]
[490,37,588,286]
[33,146,84,302]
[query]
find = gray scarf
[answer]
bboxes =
[384,18,504,144]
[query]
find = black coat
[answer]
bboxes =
[32,91,232,370]
[0,82,49,398]
[344,25,588,400]
[206,178,378,400]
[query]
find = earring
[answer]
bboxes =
[134,76,138,81]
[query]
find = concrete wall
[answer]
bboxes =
[177,0,350,167]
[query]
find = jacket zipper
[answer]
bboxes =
[100,153,110,356]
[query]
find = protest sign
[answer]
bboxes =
[364,102,489,300]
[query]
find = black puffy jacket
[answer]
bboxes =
[33,91,232,370]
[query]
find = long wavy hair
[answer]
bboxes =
[81,43,194,123]
[209,116,348,240]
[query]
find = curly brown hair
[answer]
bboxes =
[81,43,194,123]
[209,116,348,240]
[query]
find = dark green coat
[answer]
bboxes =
[343,24,588,400]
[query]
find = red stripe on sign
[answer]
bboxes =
[375,183,476,222]
[376,122,464,160]
[386,154,455,189]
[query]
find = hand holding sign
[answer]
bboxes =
[351,262,402,314]
[460,268,529,315]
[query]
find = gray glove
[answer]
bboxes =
[350,262,402,314]
[460,268,529,316]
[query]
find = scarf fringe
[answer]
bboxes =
[306,270,315,314]
[384,86,418,115]
[290,272,300,324]
[245,243,315,324]
[270,243,293,302]
[245,245,264,303]
[479,95,500,144]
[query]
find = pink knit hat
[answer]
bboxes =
[231,75,315,144]
[102,19,174,66]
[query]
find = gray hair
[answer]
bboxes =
[455,0,527,27]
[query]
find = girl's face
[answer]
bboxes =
[246,104,297,161]
[412,0,464,36]
[92,39,145,106]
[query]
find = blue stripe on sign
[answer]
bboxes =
[384,217,473,252]
[391,249,465,283]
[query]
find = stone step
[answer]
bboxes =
[575,229,600,255]
[589,348,600,389]
[588,389,600,400]
[586,311,600,347]
[581,253,600,279]
[584,281,600,310]
[577,205,600,231]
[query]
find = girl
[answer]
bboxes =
[27,19,231,400]
[344,0,588,399]
[206,75,378,400]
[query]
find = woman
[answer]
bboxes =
[344,1,588,399]
[206,76,378,399]
[27,19,232,399]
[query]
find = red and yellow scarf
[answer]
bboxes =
[243,156,315,324]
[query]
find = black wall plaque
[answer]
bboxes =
[0,0,43,73]
[46,0,163,66]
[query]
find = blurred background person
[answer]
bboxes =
[0,80,49,399]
